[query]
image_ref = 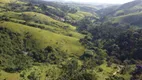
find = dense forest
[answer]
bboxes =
[0,0,142,80]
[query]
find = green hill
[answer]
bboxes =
[0,0,17,3]
[0,21,84,56]
[67,11,93,21]
[0,11,84,38]
[0,0,141,80]
[113,12,142,26]
[97,0,142,17]
[0,11,75,30]
[112,0,142,17]
[97,0,142,27]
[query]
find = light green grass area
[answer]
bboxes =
[0,11,84,38]
[117,65,135,80]
[47,6,56,10]
[114,10,124,16]
[0,21,85,56]
[67,11,93,21]
[0,0,16,3]
[0,70,20,80]
[27,21,84,38]
[0,11,23,19]
[95,63,116,80]
[25,22,84,39]
[95,63,134,80]
[0,0,25,4]
[23,12,76,30]
[0,11,76,30]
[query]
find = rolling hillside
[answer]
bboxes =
[97,0,142,17]
[0,21,85,55]
[0,0,86,79]
[97,0,142,27]
[0,0,142,80]
[113,12,142,26]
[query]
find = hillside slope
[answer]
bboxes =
[97,0,142,27]
[113,12,142,26]
[0,0,141,80]
[0,21,84,56]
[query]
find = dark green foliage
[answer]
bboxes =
[106,76,125,80]
[77,16,96,32]
[90,23,128,40]
[0,54,33,72]
[0,27,23,55]
[71,72,97,80]
[81,50,94,59]
[115,29,142,61]
[131,65,142,80]
[58,59,98,80]
[0,27,35,72]
[44,5,66,17]
[6,2,37,12]
[58,59,79,80]
[98,68,103,72]
[0,27,66,72]
[80,49,106,69]
[0,15,10,21]
[29,46,67,64]
[79,35,93,48]
[28,72,40,80]
[68,8,78,13]
[78,19,142,63]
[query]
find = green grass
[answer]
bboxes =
[95,62,135,80]
[0,0,16,3]
[0,0,25,4]
[0,21,85,56]
[0,11,23,19]
[23,22,84,39]
[0,70,20,80]
[0,11,76,30]
[47,6,57,10]
[117,65,135,80]
[95,63,116,80]
[0,11,84,38]
[67,11,93,21]
[22,12,76,30]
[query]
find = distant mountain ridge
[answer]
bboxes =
[97,0,142,16]
[96,0,142,27]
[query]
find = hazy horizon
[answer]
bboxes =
[45,0,134,4]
